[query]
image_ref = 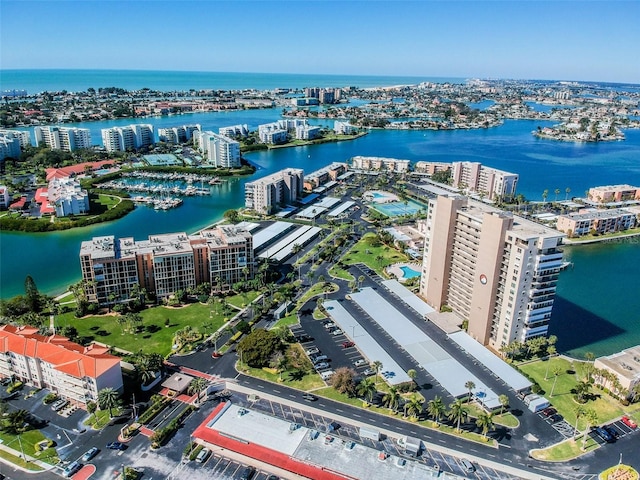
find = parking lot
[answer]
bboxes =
[181,452,279,480]
[588,417,638,445]
[290,313,372,381]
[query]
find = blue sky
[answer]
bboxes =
[1,1,639,83]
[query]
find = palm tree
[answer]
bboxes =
[581,409,598,451]
[448,399,468,432]
[574,380,591,403]
[405,395,423,420]
[464,380,475,403]
[98,387,120,418]
[550,366,562,397]
[382,386,400,412]
[544,346,557,380]
[565,187,571,200]
[427,396,447,425]
[187,377,209,403]
[554,188,560,202]
[476,411,495,439]
[276,355,289,381]
[357,378,377,403]
[498,394,509,416]
[372,361,383,385]
[542,189,549,203]
[573,405,585,441]
[407,369,417,384]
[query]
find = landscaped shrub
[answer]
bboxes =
[7,381,23,393]
[43,393,58,404]
[137,397,170,425]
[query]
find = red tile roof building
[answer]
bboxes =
[0,325,123,408]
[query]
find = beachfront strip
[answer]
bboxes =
[80,225,254,305]
[420,195,565,351]
[0,325,123,408]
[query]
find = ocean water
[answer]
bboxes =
[0,69,465,94]
[1,70,639,358]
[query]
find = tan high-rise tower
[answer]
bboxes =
[420,195,565,351]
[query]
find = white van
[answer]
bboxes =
[460,458,475,473]
[320,370,334,381]
[195,447,210,463]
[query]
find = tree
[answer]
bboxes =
[382,386,401,412]
[448,399,468,432]
[1,409,29,435]
[331,367,358,397]
[405,395,423,420]
[357,377,377,403]
[476,411,495,439]
[187,377,209,402]
[223,209,240,223]
[581,409,597,451]
[550,366,562,398]
[573,405,585,441]
[498,394,509,415]
[237,329,282,368]
[372,360,383,385]
[544,346,557,380]
[554,189,560,202]
[573,380,591,403]
[464,380,476,403]
[407,369,417,384]
[24,275,41,313]
[542,189,549,203]
[565,187,571,200]
[427,396,447,425]
[98,387,120,418]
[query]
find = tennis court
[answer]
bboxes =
[372,200,426,217]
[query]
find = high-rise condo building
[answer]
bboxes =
[101,124,155,152]
[451,161,518,200]
[194,131,241,168]
[34,126,91,151]
[80,226,254,305]
[244,168,304,214]
[419,195,564,351]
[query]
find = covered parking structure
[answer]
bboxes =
[448,331,532,393]
[349,287,501,409]
[323,299,411,385]
[381,280,434,316]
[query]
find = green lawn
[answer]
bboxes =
[241,364,325,391]
[271,313,299,329]
[530,435,600,461]
[225,290,260,309]
[0,429,58,467]
[57,302,227,355]
[328,264,354,281]
[341,233,408,275]
[518,357,640,430]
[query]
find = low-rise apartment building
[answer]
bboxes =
[303,162,348,190]
[420,195,565,350]
[588,184,640,204]
[0,325,123,409]
[80,226,254,305]
[556,208,637,237]
[333,121,356,135]
[34,126,92,151]
[594,345,640,397]
[414,161,451,175]
[218,124,249,138]
[451,161,518,200]
[245,168,304,214]
[351,156,410,173]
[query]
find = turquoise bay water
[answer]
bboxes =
[0,69,464,94]
[1,84,640,356]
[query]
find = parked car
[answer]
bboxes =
[341,341,355,348]
[81,447,99,462]
[363,368,375,376]
[195,447,210,463]
[331,329,344,336]
[353,359,367,367]
[320,370,334,381]
[541,407,557,417]
[240,466,255,480]
[302,393,317,402]
[321,320,333,326]
[312,354,328,363]
[460,458,475,473]
[621,416,638,429]
[323,322,335,329]
[594,426,616,443]
[305,347,319,355]
[603,425,619,439]
[548,414,563,424]
[295,334,312,343]
[106,441,127,451]
[51,399,68,412]
[315,362,330,370]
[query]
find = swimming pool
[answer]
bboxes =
[400,265,421,279]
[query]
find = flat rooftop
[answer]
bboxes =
[596,345,640,382]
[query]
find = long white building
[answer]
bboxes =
[245,168,304,214]
[451,161,518,201]
[351,156,410,173]
[34,126,91,151]
[48,177,90,217]
[195,131,241,168]
[101,124,155,152]
[157,124,201,144]
[420,195,565,350]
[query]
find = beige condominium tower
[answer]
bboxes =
[419,195,565,351]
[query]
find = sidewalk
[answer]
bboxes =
[0,438,56,474]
